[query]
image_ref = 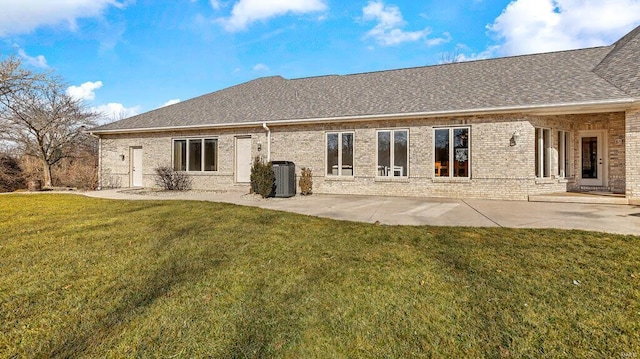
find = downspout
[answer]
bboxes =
[262,122,271,162]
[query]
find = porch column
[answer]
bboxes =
[625,105,640,203]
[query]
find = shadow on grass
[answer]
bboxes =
[48,246,225,357]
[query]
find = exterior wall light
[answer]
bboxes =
[510,131,520,146]
[120,154,125,161]
[257,142,262,151]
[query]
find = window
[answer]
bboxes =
[434,127,469,178]
[326,132,354,176]
[535,128,551,178]
[558,130,571,178]
[173,138,218,172]
[174,140,186,171]
[377,129,408,177]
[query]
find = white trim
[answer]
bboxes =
[376,128,409,178]
[89,99,636,135]
[325,131,355,177]
[262,122,271,162]
[557,130,572,178]
[433,126,471,179]
[130,146,143,187]
[535,127,552,178]
[234,136,252,183]
[578,130,608,187]
[172,137,219,172]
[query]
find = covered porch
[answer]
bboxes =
[531,105,640,204]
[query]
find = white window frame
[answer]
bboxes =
[558,130,572,178]
[172,137,218,172]
[433,126,470,178]
[326,131,355,177]
[376,129,409,178]
[535,128,552,178]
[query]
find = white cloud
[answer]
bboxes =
[218,0,327,32]
[66,81,104,101]
[160,99,181,107]
[362,1,435,46]
[453,45,500,63]
[92,103,141,124]
[252,63,269,72]
[425,32,452,47]
[488,0,640,56]
[0,0,126,37]
[16,48,48,68]
[65,80,139,124]
[210,0,221,10]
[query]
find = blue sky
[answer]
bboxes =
[1,0,639,123]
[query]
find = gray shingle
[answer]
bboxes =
[594,25,640,97]
[92,29,638,133]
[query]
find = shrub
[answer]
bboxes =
[299,167,313,195]
[154,166,192,191]
[53,157,98,190]
[250,156,275,198]
[0,154,25,192]
[18,155,42,184]
[100,167,122,189]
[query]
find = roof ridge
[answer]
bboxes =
[592,24,640,97]
[282,45,611,82]
[89,30,635,133]
[594,24,640,72]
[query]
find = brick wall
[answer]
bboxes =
[626,106,640,202]
[98,111,626,200]
[571,112,626,193]
[100,128,264,189]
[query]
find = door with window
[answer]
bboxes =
[131,147,143,187]
[235,137,252,183]
[579,131,606,187]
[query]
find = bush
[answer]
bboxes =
[250,156,275,198]
[299,167,313,195]
[0,154,25,192]
[100,167,122,189]
[18,155,42,184]
[154,166,192,191]
[53,157,98,190]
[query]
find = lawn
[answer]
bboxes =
[0,194,639,358]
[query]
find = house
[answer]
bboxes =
[89,25,640,202]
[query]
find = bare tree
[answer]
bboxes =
[440,49,462,64]
[0,57,97,187]
[0,56,44,98]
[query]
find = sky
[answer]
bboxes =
[1,0,639,123]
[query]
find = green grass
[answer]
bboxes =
[0,194,639,358]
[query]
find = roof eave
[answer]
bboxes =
[89,99,636,135]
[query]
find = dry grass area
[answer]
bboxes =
[1,194,639,357]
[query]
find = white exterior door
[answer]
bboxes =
[235,137,252,183]
[131,147,143,187]
[579,131,606,187]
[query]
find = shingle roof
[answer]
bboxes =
[92,27,639,133]
[594,25,640,97]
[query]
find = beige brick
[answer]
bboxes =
[99,111,628,201]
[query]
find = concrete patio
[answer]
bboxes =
[79,188,640,236]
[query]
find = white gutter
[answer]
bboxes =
[88,98,636,135]
[262,122,271,162]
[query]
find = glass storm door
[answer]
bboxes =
[580,132,604,186]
